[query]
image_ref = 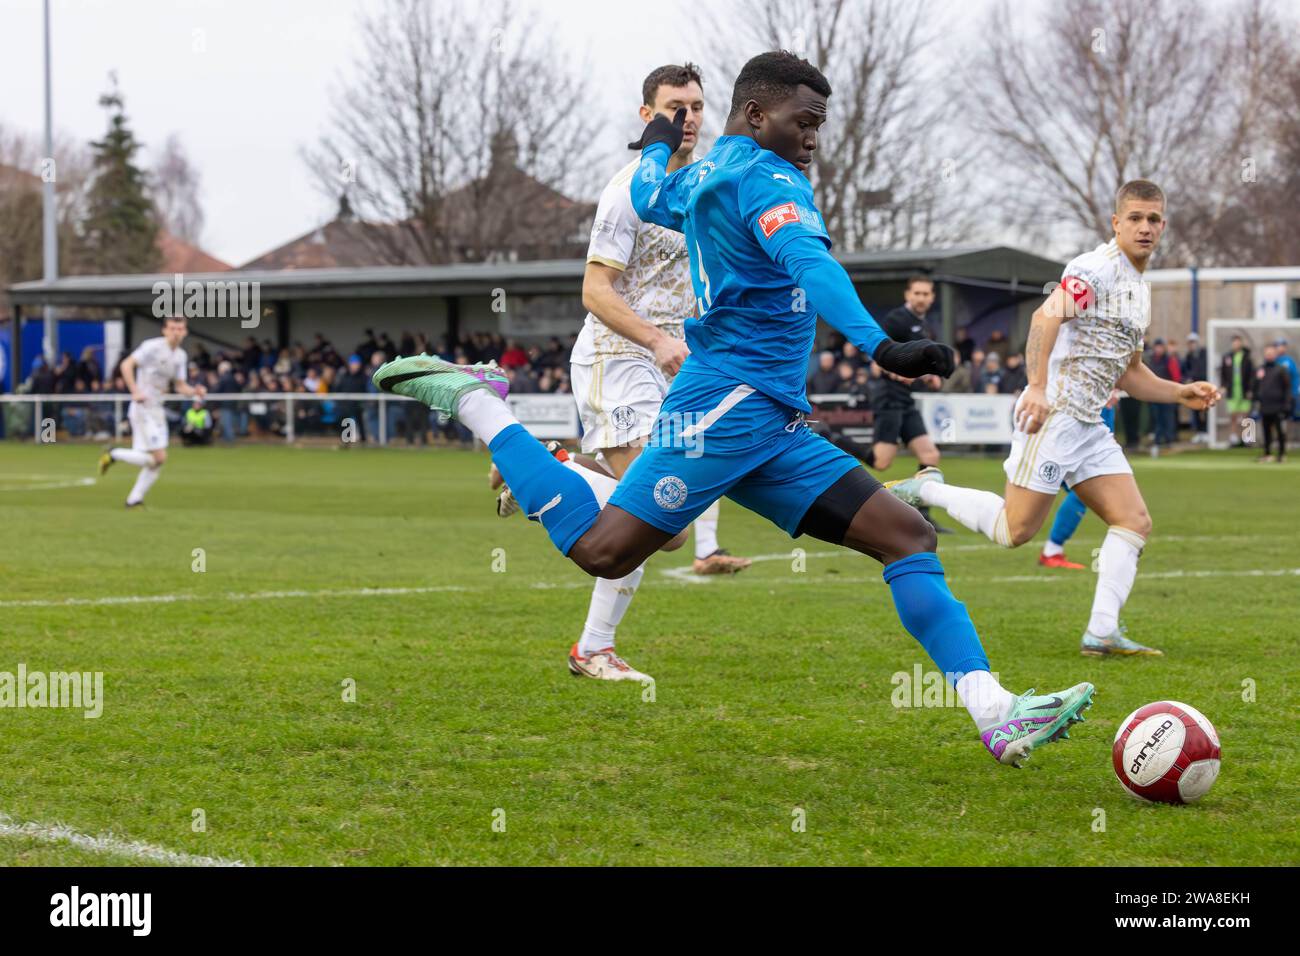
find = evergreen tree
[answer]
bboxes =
[81,75,159,274]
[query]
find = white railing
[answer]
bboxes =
[1,391,410,444]
[0,392,583,444]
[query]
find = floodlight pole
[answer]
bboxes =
[42,0,58,363]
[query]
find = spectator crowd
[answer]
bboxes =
[807,327,1298,453]
[13,322,1297,455]
[15,329,577,445]
[806,327,1030,404]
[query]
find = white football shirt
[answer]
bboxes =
[130,336,188,403]
[570,158,695,366]
[1049,239,1150,423]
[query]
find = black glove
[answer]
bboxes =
[628,107,686,153]
[873,339,956,379]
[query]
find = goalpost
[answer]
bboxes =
[1205,318,1300,450]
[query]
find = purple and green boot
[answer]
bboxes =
[371,355,509,415]
[980,682,1095,767]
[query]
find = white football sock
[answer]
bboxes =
[126,465,162,504]
[1042,539,1064,557]
[956,670,1016,730]
[693,500,721,559]
[919,483,1012,546]
[562,459,617,506]
[455,389,518,446]
[578,565,645,656]
[110,448,152,467]
[1087,526,1145,636]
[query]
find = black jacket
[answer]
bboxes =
[1255,361,1294,415]
[1000,365,1028,394]
[808,368,841,395]
[1220,348,1254,396]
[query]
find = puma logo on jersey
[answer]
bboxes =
[772,172,794,184]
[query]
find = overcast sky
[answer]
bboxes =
[3,0,735,265]
[2,0,999,266]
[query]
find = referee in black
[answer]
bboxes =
[870,275,951,532]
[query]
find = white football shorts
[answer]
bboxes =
[570,357,668,454]
[1003,404,1131,494]
[129,401,170,452]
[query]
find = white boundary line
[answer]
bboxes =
[0,474,97,492]
[657,538,1267,582]
[991,568,1300,584]
[0,812,249,867]
[0,584,475,609]
[6,560,1296,609]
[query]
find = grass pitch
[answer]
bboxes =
[1,441,1296,865]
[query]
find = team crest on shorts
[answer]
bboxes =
[1038,461,1061,484]
[611,405,637,430]
[653,476,688,511]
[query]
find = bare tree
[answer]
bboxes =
[706,0,980,251]
[1191,5,1300,265]
[962,0,1288,265]
[151,133,205,245]
[0,125,93,315]
[303,0,597,265]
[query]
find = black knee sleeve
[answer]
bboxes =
[795,467,883,545]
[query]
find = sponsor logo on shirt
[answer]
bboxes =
[758,202,800,238]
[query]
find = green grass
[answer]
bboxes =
[0,441,1296,866]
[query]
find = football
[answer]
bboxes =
[1113,701,1222,804]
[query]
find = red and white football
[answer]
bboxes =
[1113,701,1221,804]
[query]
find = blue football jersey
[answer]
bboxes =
[632,135,846,411]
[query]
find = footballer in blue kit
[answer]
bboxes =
[605,125,878,535]
[373,51,1094,766]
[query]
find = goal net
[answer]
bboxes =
[1206,318,1300,449]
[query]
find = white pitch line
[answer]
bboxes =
[0,476,96,492]
[991,568,1300,584]
[661,549,849,584]
[0,813,249,867]
[5,558,1295,609]
[0,584,465,609]
[0,579,622,609]
[657,536,1274,583]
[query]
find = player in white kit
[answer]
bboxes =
[886,181,1220,656]
[492,64,751,682]
[98,315,206,507]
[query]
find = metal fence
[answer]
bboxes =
[0,392,467,446]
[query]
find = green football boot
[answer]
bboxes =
[371,355,509,416]
[1080,623,1163,657]
[980,682,1095,767]
[883,466,944,507]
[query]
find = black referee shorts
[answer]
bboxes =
[873,407,928,446]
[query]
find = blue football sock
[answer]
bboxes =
[488,424,600,555]
[1048,490,1088,546]
[883,552,989,680]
